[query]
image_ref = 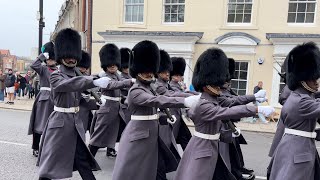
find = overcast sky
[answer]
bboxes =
[0,0,65,57]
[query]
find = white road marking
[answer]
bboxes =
[0,140,28,147]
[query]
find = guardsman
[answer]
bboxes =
[28,41,56,157]
[112,40,200,180]
[169,57,195,150]
[174,48,275,180]
[77,51,100,133]
[269,42,320,180]
[155,50,194,180]
[218,58,268,180]
[37,28,110,180]
[89,44,134,157]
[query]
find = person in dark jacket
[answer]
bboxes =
[37,28,110,180]
[0,70,5,102]
[17,74,27,97]
[5,69,16,104]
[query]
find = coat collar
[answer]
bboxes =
[106,71,120,80]
[59,65,76,77]
[157,78,168,88]
[201,92,218,105]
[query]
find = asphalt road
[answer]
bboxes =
[0,109,319,180]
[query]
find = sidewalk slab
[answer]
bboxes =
[0,98,34,111]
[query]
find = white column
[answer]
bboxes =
[270,57,285,107]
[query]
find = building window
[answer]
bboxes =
[227,0,253,23]
[287,0,316,23]
[278,69,286,98]
[231,61,249,95]
[164,0,185,23]
[124,0,144,23]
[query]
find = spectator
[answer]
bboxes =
[31,72,40,97]
[25,71,32,96]
[254,81,263,93]
[28,80,34,99]
[17,74,27,98]
[253,81,268,123]
[5,69,16,104]
[0,70,5,103]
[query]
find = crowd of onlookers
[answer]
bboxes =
[0,69,39,104]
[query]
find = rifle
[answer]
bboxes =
[149,82,176,124]
[74,68,102,105]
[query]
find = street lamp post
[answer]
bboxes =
[38,0,45,55]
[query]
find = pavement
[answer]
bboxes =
[0,97,278,133]
[0,109,289,180]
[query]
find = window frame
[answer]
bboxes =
[226,0,254,25]
[231,61,249,96]
[124,0,145,24]
[162,0,185,24]
[287,0,317,24]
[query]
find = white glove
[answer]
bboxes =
[258,106,275,117]
[256,97,267,103]
[93,77,111,88]
[184,94,201,108]
[131,78,136,83]
[254,90,266,99]
[167,115,177,124]
[43,52,49,59]
[232,128,241,137]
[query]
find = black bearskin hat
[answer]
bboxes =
[171,57,186,76]
[42,42,55,61]
[192,48,229,92]
[54,28,82,64]
[130,40,160,77]
[228,58,236,80]
[77,50,91,69]
[158,50,172,73]
[120,48,131,71]
[99,43,121,69]
[287,42,320,90]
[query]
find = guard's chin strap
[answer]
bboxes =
[138,74,155,83]
[206,85,220,96]
[62,59,77,68]
[301,81,317,93]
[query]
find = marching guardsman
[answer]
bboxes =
[77,51,100,133]
[112,40,200,180]
[268,56,291,158]
[155,50,193,180]
[174,48,275,180]
[218,58,267,180]
[119,48,132,124]
[37,28,111,180]
[269,42,320,180]
[28,41,56,157]
[89,44,134,158]
[169,57,194,150]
